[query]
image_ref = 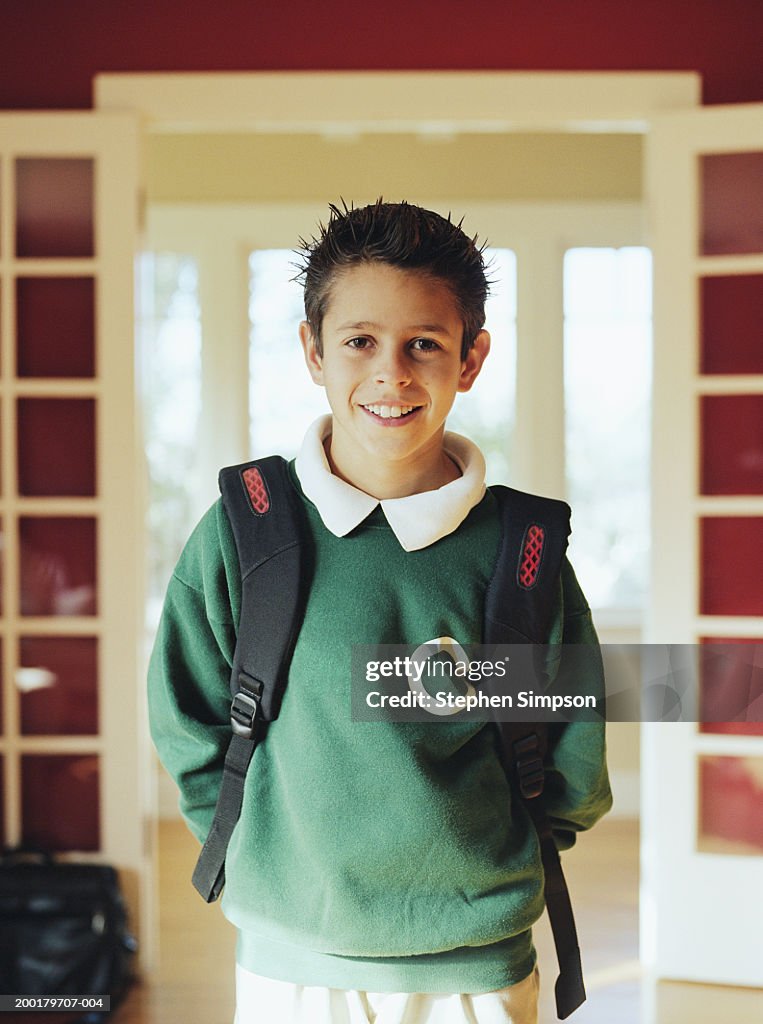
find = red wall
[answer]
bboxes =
[1,0,761,109]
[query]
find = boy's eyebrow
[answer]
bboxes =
[336,320,453,336]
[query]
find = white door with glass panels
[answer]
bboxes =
[0,115,152,967]
[643,103,763,986]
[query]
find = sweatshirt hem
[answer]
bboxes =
[235,928,536,994]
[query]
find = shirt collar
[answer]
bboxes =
[294,415,486,552]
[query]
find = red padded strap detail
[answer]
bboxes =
[518,524,544,589]
[242,467,270,515]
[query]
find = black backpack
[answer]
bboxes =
[192,456,585,1019]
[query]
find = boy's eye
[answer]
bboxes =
[411,338,440,352]
[346,336,371,349]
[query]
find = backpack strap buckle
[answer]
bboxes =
[231,674,263,739]
[513,733,545,799]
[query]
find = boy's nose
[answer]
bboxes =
[374,351,412,386]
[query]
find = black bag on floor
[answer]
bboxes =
[0,847,137,1011]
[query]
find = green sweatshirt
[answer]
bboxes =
[148,463,612,993]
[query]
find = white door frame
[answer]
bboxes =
[94,69,704,991]
[94,70,700,141]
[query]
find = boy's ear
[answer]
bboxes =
[299,320,324,385]
[457,329,491,393]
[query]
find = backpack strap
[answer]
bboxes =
[485,486,585,1020]
[192,456,307,903]
[484,484,571,645]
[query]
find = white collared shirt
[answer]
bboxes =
[294,415,487,552]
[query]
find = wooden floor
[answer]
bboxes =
[109,818,763,1024]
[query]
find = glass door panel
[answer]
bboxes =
[21,754,100,851]
[700,395,763,495]
[18,637,99,736]
[17,398,96,496]
[699,756,763,855]
[15,158,94,258]
[699,638,763,735]
[16,277,96,378]
[700,517,763,617]
[19,517,97,617]
[700,275,763,374]
[701,152,763,256]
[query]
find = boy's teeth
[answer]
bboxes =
[365,404,415,418]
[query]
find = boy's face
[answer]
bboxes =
[299,262,489,481]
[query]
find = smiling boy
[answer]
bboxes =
[148,199,612,1024]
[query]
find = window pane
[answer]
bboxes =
[564,247,652,610]
[700,274,763,375]
[700,517,763,617]
[249,250,327,458]
[699,638,763,736]
[17,398,96,497]
[21,754,100,851]
[19,517,97,617]
[447,248,516,484]
[15,158,94,259]
[701,395,763,495]
[701,152,763,257]
[16,277,96,378]
[18,636,99,736]
[138,253,202,627]
[699,756,763,855]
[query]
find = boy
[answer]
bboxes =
[148,199,612,1024]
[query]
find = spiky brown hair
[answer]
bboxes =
[292,198,494,358]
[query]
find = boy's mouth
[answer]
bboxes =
[361,403,421,423]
